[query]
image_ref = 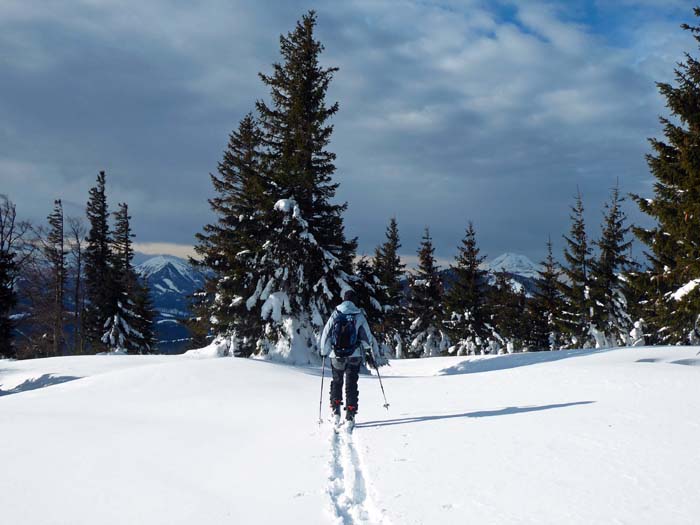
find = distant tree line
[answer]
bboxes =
[0,171,156,358]
[190,8,700,360]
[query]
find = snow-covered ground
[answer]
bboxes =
[2,346,699,524]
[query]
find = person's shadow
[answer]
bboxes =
[356,401,595,429]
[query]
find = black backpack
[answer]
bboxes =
[330,310,358,357]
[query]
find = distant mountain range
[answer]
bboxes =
[137,252,542,353]
[135,255,206,353]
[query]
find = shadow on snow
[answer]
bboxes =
[437,349,611,376]
[355,401,595,429]
[0,374,81,397]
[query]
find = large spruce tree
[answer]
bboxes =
[559,190,593,348]
[84,171,112,352]
[242,10,357,362]
[406,228,446,357]
[631,7,700,344]
[445,222,489,355]
[373,217,407,356]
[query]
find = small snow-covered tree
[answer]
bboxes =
[45,199,66,356]
[445,223,489,355]
[373,217,408,358]
[102,203,155,354]
[590,184,635,347]
[529,239,566,351]
[559,190,594,349]
[406,228,447,358]
[488,270,526,353]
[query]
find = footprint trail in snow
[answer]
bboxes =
[326,424,390,524]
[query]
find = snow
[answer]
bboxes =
[669,279,700,301]
[2,346,700,524]
[135,255,197,282]
[163,277,182,293]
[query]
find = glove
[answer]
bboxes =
[365,348,376,368]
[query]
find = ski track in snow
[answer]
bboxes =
[327,425,390,525]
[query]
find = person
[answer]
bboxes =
[320,289,376,427]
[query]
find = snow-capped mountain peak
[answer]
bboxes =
[136,255,197,282]
[482,253,541,280]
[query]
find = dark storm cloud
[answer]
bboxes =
[0,0,691,263]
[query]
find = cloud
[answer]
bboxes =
[0,0,693,263]
[133,242,196,259]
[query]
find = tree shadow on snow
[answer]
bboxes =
[0,374,81,397]
[355,401,595,429]
[437,349,611,376]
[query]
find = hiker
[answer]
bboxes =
[320,289,376,427]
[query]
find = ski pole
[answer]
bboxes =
[373,362,390,410]
[318,355,326,425]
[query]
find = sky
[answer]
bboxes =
[0,0,694,266]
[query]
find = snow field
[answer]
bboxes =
[1,346,700,524]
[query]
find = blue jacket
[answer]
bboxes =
[320,301,374,359]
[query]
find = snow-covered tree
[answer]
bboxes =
[102,203,155,354]
[0,195,25,358]
[631,7,700,344]
[488,270,526,353]
[248,198,354,363]
[445,223,489,355]
[373,217,408,357]
[529,239,566,350]
[84,171,112,352]
[406,229,446,357]
[45,199,66,356]
[590,184,634,347]
[193,114,267,356]
[559,190,594,348]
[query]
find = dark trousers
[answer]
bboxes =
[330,357,362,416]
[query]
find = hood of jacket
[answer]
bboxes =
[336,301,362,315]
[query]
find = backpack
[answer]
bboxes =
[330,310,359,357]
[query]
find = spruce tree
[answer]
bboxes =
[488,270,525,352]
[256,11,354,265]
[591,184,634,346]
[84,171,112,352]
[194,114,267,356]
[45,199,66,356]
[559,190,593,348]
[530,238,565,350]
[406,228,446,357]
[132,281,157,354]
[103,203,154,354]
[445,222,489,355]
[373,217,407,357]
[0,196,19,357]
[243,10,357,362]
[631,7,700,344]
[0,249,17,357]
